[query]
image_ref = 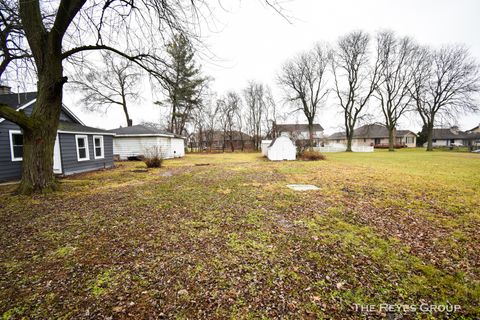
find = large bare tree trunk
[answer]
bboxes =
[18,59,64,193]
[346,137,353,152]
[388,127,395,152]
[426,123,434,151]
[308,120,314,151]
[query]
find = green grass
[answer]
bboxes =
[0,149,479,319]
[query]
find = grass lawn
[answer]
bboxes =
[1,149,479,319]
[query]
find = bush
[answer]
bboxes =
[143,146,164,168]
[299,150,326,161]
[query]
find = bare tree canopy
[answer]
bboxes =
[71,53,141,127]
[278,43,330,148]
[243,80,268,150]
[0,0,209,194]
[332,30,382,152]
[410,45,480,151]
[375,31,417,151]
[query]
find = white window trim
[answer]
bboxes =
[75,135,90,161]
[9,130,23,161]
[93,135,104,159]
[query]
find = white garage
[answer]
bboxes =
[267,136,296,161]
[108,125,185,160]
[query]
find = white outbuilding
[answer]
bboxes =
[261,140,272,156]
[108,125,185,160]
[267,136,296,161]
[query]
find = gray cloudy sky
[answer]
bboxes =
[64,0,480,133]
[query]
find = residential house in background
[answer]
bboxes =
[272,123,324,147]
[190,130,254,151]
[108,125,185,160]
[0,86,114,182]
[429,126,480,148]
[327,123,417,148]
[467,123,480,134]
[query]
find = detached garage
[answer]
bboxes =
[108,125,185,160]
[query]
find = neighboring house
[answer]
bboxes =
[0,87,114,182]
[467,123,480,134]
[429,126,480,147]
[191,130,254,151]
[273,123,324,147]
[267,136,296,161]
[327,123,417,147]
[108,125,185,160]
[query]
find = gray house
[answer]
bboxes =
[327,123,417,148]
[0,88,114,182]
[429,126,480,148]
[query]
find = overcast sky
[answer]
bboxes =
[63,0,480,134]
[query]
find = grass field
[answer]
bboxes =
[1,149,479,319]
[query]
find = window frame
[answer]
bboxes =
[9,130,23,162]
[93,135,104,159]
[75,135,90,161]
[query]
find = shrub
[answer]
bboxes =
[143,146,164,168]
[299,150,326,161]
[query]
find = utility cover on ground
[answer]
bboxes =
[287,184,320,191]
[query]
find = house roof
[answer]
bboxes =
[0,91,85,125]
[58,121,115,135]
[327,131,346,140]
[467,124,480,132]
[274,123,324,132]
[108,125,184,139]
[0,91,37,108]
[327,124,416,139]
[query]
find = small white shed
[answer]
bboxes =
[108,125,185,160]
[261,140,272,156]
[267,136,296,161]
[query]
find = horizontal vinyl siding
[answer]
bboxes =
[113,137,180,159]
[60,133,114,175]
[171,138,185,157]
[0,121,22,181]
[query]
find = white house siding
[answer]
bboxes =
[431,139,464,147]
[113,136,185,160]
[170,138,185,158]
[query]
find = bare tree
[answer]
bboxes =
[243,81,267,150]
[278,43,330,149]
[332,30,382,152]
[0,0,208,194]
[375,31,417,151]
[71,54,141,127]
[222,91,242,152]
[410,45,480,151]
[263,86,283,139]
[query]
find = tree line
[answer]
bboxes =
[278,30,480,152]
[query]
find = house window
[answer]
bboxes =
[93,135,104,159]
[9,130,23,161]
[432,139,437,143]
[363,138,367,142]
[374,138,381,145]
[76,135,90,161]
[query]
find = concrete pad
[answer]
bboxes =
[287,184,320,191]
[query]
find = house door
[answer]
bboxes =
[53,135,62,174]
